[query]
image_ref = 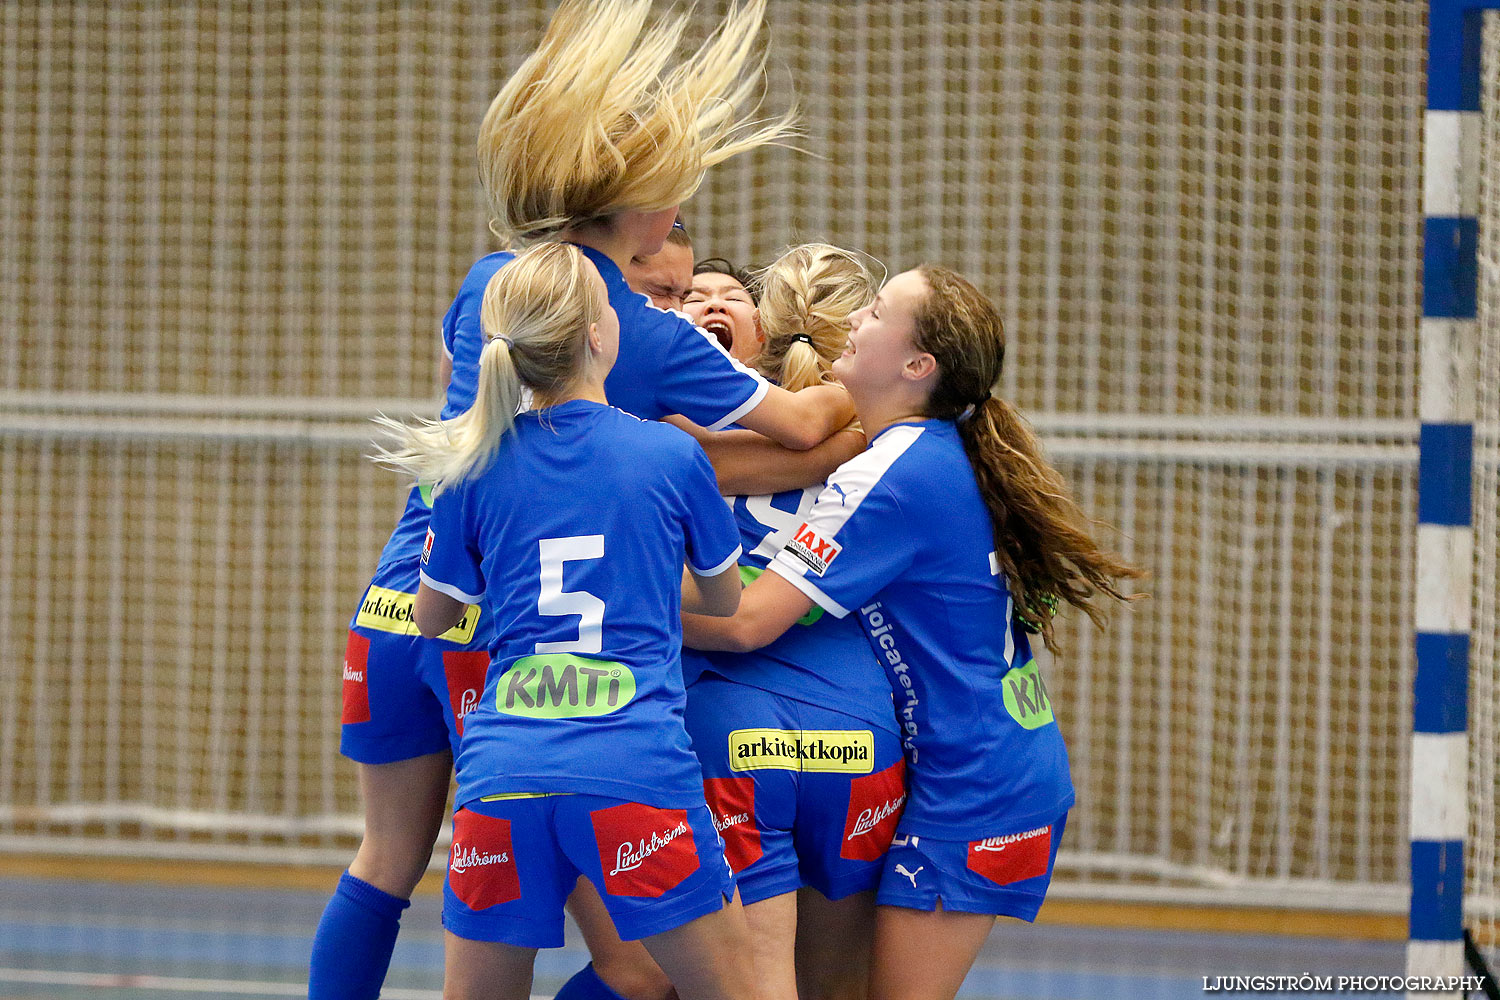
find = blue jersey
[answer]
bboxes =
[767,420,1074,838]
[355,246,768,616]
[686,482,897,735]
[420,401,743,808]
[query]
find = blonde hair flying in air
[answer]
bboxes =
[754,243,877,392]
[478,0,798,244]
[372,243,605,496]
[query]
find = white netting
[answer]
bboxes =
[0,1,1432,910]
[1472,11,1500,967]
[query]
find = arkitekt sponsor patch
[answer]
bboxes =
[728,729,874,773]
[355,584,479,643]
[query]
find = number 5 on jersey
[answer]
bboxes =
[536,535,604,654]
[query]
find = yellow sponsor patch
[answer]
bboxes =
[728,729,874,774]
[355,584,479,643]
[479,792,571,802]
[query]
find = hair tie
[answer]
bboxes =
[492,334,514,349]
[790,334,813,346]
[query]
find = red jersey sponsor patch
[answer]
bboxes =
[785,522,842,576]
[591,801,700,898]
[341,631,371,725]
[443,651,489,737]
[703,776,761,873]
[966,825,1052,886]
[448,808,521,910]
[421,527,434,565]
[840,758,905,861]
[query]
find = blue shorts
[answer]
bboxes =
[338,580,492,765]
[875,813,1068,921]
[684,675,906,905]
[443,794,737,948]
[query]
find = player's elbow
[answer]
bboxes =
[414,610,450,639]
[414,585,466,639]
[696,571,742,619]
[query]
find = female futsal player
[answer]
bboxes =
[683,266,1145,1000]
[683,244,901,1000]
[308,3,841,997]
[376,241,752,1000]
[553,250,873,1000]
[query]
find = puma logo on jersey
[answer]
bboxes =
[785,522,841,576]
[894,863,923,888]
[829,483,853,506]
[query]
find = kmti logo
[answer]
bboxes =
[785,522,841,576]
[496,654,636,719]
[728,729,874,773]
[355,584,479,643]
[1001,659,1054,729]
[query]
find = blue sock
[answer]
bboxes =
[553,963,630,1000]
[307,870,411,1000]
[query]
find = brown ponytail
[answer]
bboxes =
[911,265,1145,652]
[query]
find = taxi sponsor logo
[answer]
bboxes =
[785,522,841,576]
[340,631,371,725]
[703,775,762,873]
[1001,659,1054,730]
[497,654,636,719]
[355,584,478,643]
[966,824,1051,886]
[448,808,521,910]
[443,650,490,737]
[840,758,906,861]
[728,729,874,773]
[421,527,434,565]
[591,802,700,898]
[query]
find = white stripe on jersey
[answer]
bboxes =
[639,291,772,431]
[419,569,483,605]
[690,543,744,578]
[768,423,927,618]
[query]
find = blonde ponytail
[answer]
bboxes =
[911,265,1145,653]
[479,0,798,245]
[373,242,604,496]
[754,243,877,392]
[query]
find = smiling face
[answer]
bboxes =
[684,271,762,362]
[833,268,932,398]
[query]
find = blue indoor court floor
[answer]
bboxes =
[0,875,1408,999]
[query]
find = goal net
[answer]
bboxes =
[0,1,1476,924]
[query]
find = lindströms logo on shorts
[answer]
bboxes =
[443,650,490,737]
[448,808,521,910]
[495,654,636,718]
[785,521,841,576]
[841,758,906,861]
[341,632,371,725]
[1001,659,1054,729]
[728,729,874,773]
[590,802,701,898]
[421,527,434,565]
[966,824,1052,886]
[355,585,479,643]
[703,776,762,873]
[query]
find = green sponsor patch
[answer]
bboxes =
[418,481,435,507]
[739,565,823,626]
[497,655,636,718]
[1001,659,1054,729]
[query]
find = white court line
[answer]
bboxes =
[0,967,552,1000]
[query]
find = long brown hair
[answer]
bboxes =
[911,265,1145,652]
